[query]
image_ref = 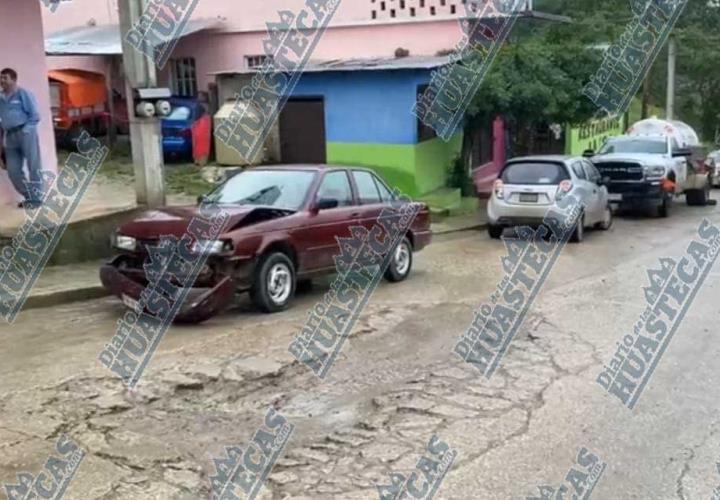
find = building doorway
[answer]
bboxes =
[279,98,326,164]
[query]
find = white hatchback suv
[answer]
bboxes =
[487,155,613,243]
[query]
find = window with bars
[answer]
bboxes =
[370,0,463,20]
[169,58,197,97]
[245,55,274,69]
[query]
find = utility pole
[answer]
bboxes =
[666,35,677,121]
[641,72,651,120]
[118,0,166,207]
[105,57,118,148]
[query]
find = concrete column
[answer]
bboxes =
[0,0,58,205]
[118,0,165,207]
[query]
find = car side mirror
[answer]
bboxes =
[197,194,208,205]
[600,176,611,186]
[673,147,692,158]
[314,197,339,211]
[583,149,595,158]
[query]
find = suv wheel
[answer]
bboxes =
[570,213,585,243]
[250,252,296,313]
[488,224,503,239]
[595,205,614,230]
[384,237,413,282]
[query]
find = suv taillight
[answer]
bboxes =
[556,180,573,200]
[493,179,504,199]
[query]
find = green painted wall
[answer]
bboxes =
[415,134,463,196]
[327,142,419,196]
[565,115,627,155]
[327,134,463,198]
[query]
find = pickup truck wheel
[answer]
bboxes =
[250,252,296,313]
[488,224,503,239]
[686,187,708,206]
[570,214,584,243]
[384,237,413,282]
[595,205,613,230]
[657,195,671,217]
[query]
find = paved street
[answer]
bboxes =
[1,200,720,499]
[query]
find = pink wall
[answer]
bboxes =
[42,0,119,32]
[171,20,464,92]
[473,117,506,197]
[42,0,471,34]
[42,0,469,96]
[0,0,57,206]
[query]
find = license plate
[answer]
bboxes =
[122,294,140,312]
[519,193,539,202]
[608,193,623,201]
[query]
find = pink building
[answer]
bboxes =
[43,0,535,96]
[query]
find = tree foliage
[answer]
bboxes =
[468,35,602,127]
[463,0,720,143]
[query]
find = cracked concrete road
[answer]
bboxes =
[1,200,720,499]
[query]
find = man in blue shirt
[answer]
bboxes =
[0,68,43,208]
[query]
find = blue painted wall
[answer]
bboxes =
[290,69,432,145]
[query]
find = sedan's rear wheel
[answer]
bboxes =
[384,237,413,282]
[251,252,296,313]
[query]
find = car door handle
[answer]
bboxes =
[351,212,361,218]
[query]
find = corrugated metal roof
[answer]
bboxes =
[211,55,454,76]
[45,18,220,56]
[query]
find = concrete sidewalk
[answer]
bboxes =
[0,176,195,237]
[16,207,488,311]
[430,199,488,235]
[22,259,109,311]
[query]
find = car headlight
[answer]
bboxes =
[644,165,666,178]
[113,234,137,251]
[191,240,233,255]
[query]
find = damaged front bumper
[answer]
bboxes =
[99,255,236,324]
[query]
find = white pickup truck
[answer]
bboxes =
[586,118,711,217]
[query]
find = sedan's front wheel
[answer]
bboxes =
[251,252,296,313]
[384,237,413,282]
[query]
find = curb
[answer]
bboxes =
[23,286,111,311]
[431,222,488,236]
[20,220,489,311]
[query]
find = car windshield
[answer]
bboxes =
[205,170,316,210]
[501,162,570,185]
[165,106,191,121]
[599,138,667,154]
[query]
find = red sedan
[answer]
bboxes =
[100,166,432,323]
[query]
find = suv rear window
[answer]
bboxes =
[501,162,570,185]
